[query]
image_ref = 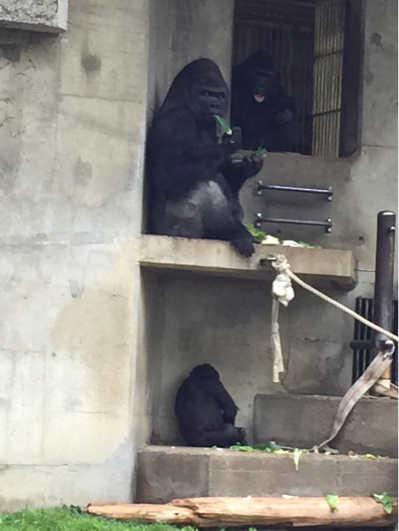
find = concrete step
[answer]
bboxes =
[136,446,398,503]
[254,394,398,458]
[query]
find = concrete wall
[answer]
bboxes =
[0,0,69,33]
[146,0,398,445]
[0,0,149,510]
[0,0,397,511]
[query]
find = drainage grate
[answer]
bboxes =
[352,297,398,385]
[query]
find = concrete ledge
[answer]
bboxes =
[254,394,398,458]
[139,235,357,290]
[136,446,398,503]
[0,0,68,33]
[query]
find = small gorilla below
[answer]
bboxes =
[231,50,297,152]
[146,58,263,257]
[175,364,246,447]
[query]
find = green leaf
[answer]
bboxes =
[372,492,395,514]
[326,494,340,511]
[254,147,268,157]
[246,223,267,242]
[215,115,232,139]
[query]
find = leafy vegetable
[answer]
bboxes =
[372,492,395,514]
[326,494,339,511]
[254,147,268,157]
[215,115,232,139]
[246,223,267,242]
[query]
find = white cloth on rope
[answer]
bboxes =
[271,259,295,382]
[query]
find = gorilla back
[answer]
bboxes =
[146,58,263,257]
[175,364,246,447]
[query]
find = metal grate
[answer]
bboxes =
[233,0,316,155]
[233,0,357,158]
[312,0,346,157]
[352,298,398,385]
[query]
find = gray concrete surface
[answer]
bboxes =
[140,235,357,289]
[0,0,150,510]
[0,1,68,32]
[0,0,397,511]
[136,445,398,502]
[254,394,398,458]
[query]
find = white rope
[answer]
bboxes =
[272,254,399,343]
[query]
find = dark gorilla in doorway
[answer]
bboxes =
[146,58,263,257]
[175,364,246,447]
[231,50,297,152]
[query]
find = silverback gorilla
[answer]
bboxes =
[175,364,246,447]
[147,58,263,257]
[231,51,297,152]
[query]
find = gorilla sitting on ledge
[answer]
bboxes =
[231,50,297,152]
[146,58,263,257]
[175,364,246,447]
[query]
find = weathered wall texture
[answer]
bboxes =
[0,0,397,512]
[0,0,149,510]
[0,0,68,32]
[147,0,398,445]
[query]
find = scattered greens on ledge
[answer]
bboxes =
[326,494,340,511]
[246,224,322,248]
[372,492,395,514]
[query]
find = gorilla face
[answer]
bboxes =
[190,81,229,126]
[241,51,279,104]
[249,67,277,103]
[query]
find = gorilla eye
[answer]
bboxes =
[201,90,212,97]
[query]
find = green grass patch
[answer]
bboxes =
[0,506,197,531]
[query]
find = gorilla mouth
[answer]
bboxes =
[254,94,265,103]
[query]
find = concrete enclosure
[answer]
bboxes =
[0,0,397,511]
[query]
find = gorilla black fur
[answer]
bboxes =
[146,58,263,257]
[175,364,246,447]
[231,50,297,152]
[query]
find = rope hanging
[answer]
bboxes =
[269,253,397,448]
[272,254,399,343]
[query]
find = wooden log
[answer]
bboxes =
[87,497,397,527]
[171,496,398,527]
[86,503,209,525]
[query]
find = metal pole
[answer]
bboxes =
[372,211,396,386]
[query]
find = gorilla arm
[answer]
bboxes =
[223,153,264,196]
[209,377,239,424]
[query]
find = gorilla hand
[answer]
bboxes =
[222,126,242,154]
[274,108,293,126]
[230,225,255,258]
[236,427,247,445]
[238,153,263,179]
